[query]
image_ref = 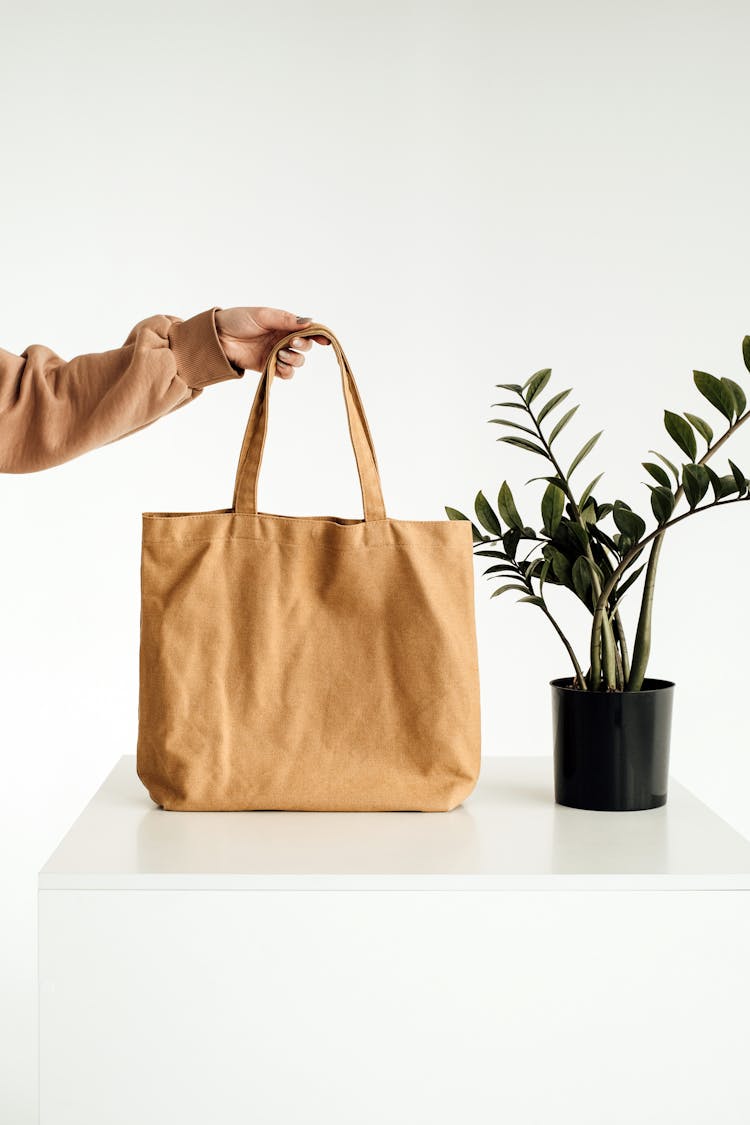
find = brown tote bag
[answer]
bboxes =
[137,324,481,811]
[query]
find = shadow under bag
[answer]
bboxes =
[136,324,481,811]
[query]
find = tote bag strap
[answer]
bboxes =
[232,323,387,521]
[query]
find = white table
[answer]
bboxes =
[39,757,750,1125]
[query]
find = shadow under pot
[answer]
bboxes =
[550,677,675,811]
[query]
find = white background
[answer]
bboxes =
[2,0,750,1120]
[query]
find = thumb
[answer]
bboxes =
[252,307,313,333]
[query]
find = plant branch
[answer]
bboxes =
[601,493,749,601]
[627,538,662,691]
[625,411,750,688]
[524,404,580,516]
[538,601,587,688]
[522,397,617,688]
[612,609,631,683]
[588,413,750,690]
[476,523,587,688]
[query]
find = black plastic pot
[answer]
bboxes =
[551,677,675,811]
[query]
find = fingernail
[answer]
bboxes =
[296,315,312,324]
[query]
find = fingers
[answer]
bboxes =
[274,347,304,381]
[273,335,330,378]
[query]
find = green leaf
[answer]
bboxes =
[583,556,605,586]
[682,463,710,509]
[491,401,527,410]
[598,554,616,585]
[483,564,520,576]
[495,383,523,393]
[704,466,738,499]
[474,549,510,558]
[684,413,713,446]
[518,595,546,607]
[543,544,573,586]
[560,520,590,554]
[580,500,597,525]
[491,583,529,599]
[589,522,617,552]
[446,507,486,544]
[642,462,671,488]
[648,450,680,484]
[650,486,675,524]
[525,474,567,489]
[497,436,548,456]
[580,472,604,508]
[693,370,735,421]
[537,387,572,424]
[571,556,592,602]
[722,378,747,419]
[474,491,502,536]
[612,502,646,542]
[743,336,750,375]
[522,370,542,389]
[567,430,603,478]
[728,459,748,497]
[524,368,552,404]
[720,473,742,496]
[488,418,538,437]
[549,405,580,445]
[704,465,723,502]
[538,558,552,597]
[541,482,565,537]
[496,481,524,530]
[664,410,697,461]
[503,528,521,558]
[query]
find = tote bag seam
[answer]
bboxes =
[141,535,472,553]
[142,513,462,528]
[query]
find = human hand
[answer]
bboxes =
[214,307,331,379]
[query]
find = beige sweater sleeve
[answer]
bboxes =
[0,306,243,473]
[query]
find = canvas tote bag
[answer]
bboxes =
[137,324,481,811]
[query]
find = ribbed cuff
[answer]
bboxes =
[168,307,244,389]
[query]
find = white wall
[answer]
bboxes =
[2,0,750,1119]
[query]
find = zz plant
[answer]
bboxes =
[448,337,750,692]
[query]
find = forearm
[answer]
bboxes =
[0,307,242,473]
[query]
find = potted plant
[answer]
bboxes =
[448,337,750,811]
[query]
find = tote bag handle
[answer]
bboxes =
[232,324,387,521]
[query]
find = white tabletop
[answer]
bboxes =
[39,756,750,892]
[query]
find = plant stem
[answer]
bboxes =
[590,622,602,689]
[626,408,750,688]
[613,633,624,689]
[590,476,750,691]
[474,533,587,687]
[613,608,631,681]
[597,492,748,600]
[540,603,587,688]
[594,575,617,690]
[524,400,617,690]
[626,537,662,690]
